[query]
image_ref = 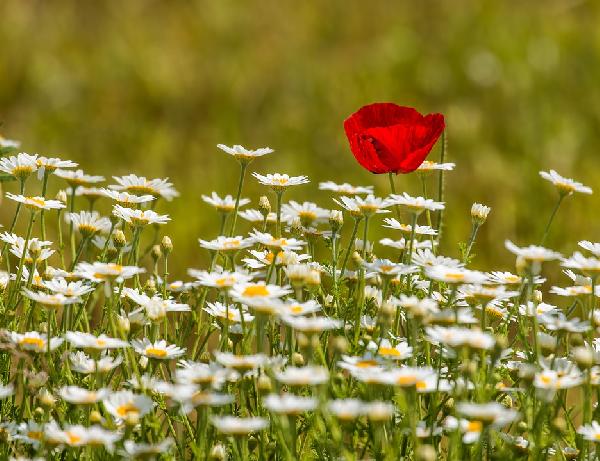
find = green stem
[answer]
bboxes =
[229,163,248,237]
[540,193,565,245]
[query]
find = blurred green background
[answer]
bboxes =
[1,0,598,276]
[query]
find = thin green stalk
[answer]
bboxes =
[229,163,248,237]
[540,193,565,245]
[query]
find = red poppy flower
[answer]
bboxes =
[344,103,445,174]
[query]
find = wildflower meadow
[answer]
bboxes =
[0,102,599,461]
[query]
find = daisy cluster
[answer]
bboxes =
[0,139,598,460]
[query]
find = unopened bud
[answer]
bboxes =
[329,210,344,232]
[90,410,103,423]
[56,190,68,203]
[125,411,139,426]
[416,445,436,461]
[112,230,126,249]
[259,196,271,216]
[573,346,594,369]
[533,290,543,303]
[209,444,226,460]
[471,203,491,225]
[331,336,348,354]
[292,352,305,367]
[257,375,272,393]
[151,245,162,262]
[161,236,173,255]
[38,389,55,408]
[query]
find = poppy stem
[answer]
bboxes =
[387,173,401,220]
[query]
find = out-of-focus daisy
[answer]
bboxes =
[103,390,154,421]
[379,238,433,251]
[5,193,65,211]
[0,135,20,148]
[21,289,81,308]
[276,299,321,316]
[214,352,267,371]
[0,153,38,179]
[69,352,122,374]
[540,169,592,195]
[264,394,318,415]
[562,252,600,277]
[211,416,269,435]
[412,249,463,268]
[55,169,105,187]
[0,383,14,399]
[368,339,412,360]
[36,157,77,177]
[389,192,445,214]
[66,211,112,237]
[113,205,170,227]
[319,181,373,195]
[274,366,329,386]
[518,301,557,318]
[456,402,520,427]
[253,172,309,190]
[539,314,590,333]
[110,174,179,201]
[281,315,342,333]
[533,369,583,390]
[131,339,186,360]
[243,249,310,269]
[9,331,64,353]
[363,259,419,277]
[190,269,253,289]
[204,301,254,323]
[121,439,174,459]
[505,240,562,263]
[580,240,600,258]
[198,236,253,252]
[122,288,190,322]
[42,278,94,297]
[44,422,121,451]
[425,265,488,284]
[577,422,600,442]
[230,282,291,303]
[65,331,129,350]
[425,326,495,350]
[202,192,250,213]
[59,386,109,404]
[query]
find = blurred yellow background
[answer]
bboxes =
[1,0,598,275]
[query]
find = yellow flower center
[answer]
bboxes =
[242,285,269,297]
[28,197,46,208]
[116,403,140,417]
[20,337,44,349]
[290,305,304,314]
[28,431,42,440]
[445,272,465,281]
[216,276,235,286]
[146,347,167,358]
[467,421,483,433]
[66,431,82,445]
[355,360,378,368]
[378,347,401,356]
[396,375,417,386]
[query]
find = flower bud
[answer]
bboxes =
[117,314,130,334]
[209,444,227,460]
[139,356,148,370]
[151,245,162,262]
[329,210,344,232]
[112,230,126,249]
[331,336,348,354]
[259,196,271,217]
[257,375,272,394]
[29,240,42,260]
[38,389,55,408]
[90,410,103,424]
[533,290,543,304]
[471,203,491,225]
[290,217,303,236]
[292,352,305,367]
[416,445,436,461]
[573,346,594,369]
[56,190,68,203]
[125,412,139,426]
[161,236,173,255]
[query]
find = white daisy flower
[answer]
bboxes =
[276,299,321,316]
[0,153,38,179]
[5,193,65,211]
[110,174,179,201]
[103,390,154,421]
[42,278,94,297]
[382,218,438,235]
[416,160,455,172]
[425,326,495,350]
[412,249,463,268]
[190,269,253,289]
[389,192,445,214]
[540,169,592,195]
[102,189,155,205]
[369,339,412,360]
[131,338,186,360]
[249,230,305,251]
[281,201,329,225]
[252,172,310,190]
[113,205,170,226]
[122,288,190,322]
[238,208,277,223]
[456,402,519,427]
[379,238,433,251]
[0,135,20,148]
[55,169,105,186]
[65,331,129,350]
[9,331,64,353]
[44,422,121,451]
[230,282,291,303]
[318,181,373,195]
[214,352,267,371]
[202,192,250,212]
[579,240,600,258]
[561,252,600,276]
[425,265,488,284]
[577,421,600,442]
[121,439,174,458]
[66,211,112,237]
[198,235,253,252]
[75,262,145,284]
[217,144,273,162]
[36,157,77,176]
[333,194,393,217]
[505,240,562,263]
[363,259,419,277]
[280,315,342,333]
